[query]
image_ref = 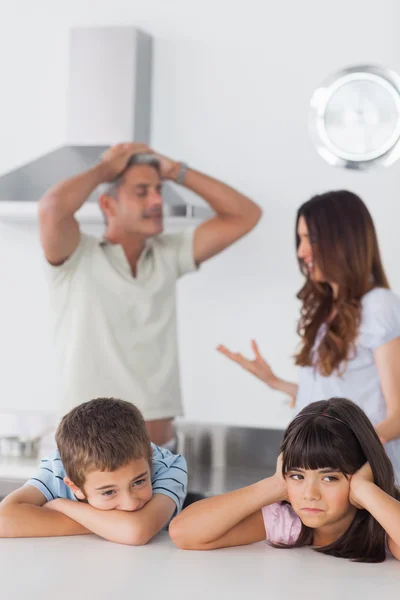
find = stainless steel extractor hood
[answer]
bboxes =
[0,27,211,224]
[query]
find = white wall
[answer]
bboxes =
[0,0,399,429]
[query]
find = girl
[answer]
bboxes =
[170,398,400,563]
[218,191,400,480]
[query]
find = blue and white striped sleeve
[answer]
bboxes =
[24,451,74,502]
[25,460,60,502]
[150,444,188,514]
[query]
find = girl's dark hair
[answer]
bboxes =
[294,191,389,376]
[276,397,399,563]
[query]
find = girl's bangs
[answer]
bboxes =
[283,419,358,475]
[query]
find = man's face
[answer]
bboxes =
[101,164,164,238]
[65,457,153,511]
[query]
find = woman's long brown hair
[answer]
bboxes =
[295,190,389,376]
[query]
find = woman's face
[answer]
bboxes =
[297,216,324,282]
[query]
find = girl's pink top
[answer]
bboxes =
[262,502,302,544]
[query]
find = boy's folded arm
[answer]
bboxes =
[46,493,176,545]
[0,486,89,538]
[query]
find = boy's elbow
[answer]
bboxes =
[125,533,151,547]
[121,523,153,547]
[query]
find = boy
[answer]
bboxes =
[0,398,187,545]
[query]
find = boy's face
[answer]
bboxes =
[65,458,153,511]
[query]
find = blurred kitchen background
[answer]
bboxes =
[0,0,399,498]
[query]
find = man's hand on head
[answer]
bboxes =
[99,143,150,182]
[150,151,181,181]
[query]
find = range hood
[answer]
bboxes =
[0,27,211,224]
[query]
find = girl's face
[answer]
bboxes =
[286,467,356,533]
[297,216,324,282]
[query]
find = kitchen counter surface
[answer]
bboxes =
[0,531,399,599]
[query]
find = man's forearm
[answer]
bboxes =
[0,503,89,538]
[38,163,107,221]
[179,167,261,226]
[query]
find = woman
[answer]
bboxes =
[218,191,400,481]
[170,398,400,562]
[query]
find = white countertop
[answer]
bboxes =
[0,531,398,599]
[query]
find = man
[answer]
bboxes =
[39,143,261,447]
